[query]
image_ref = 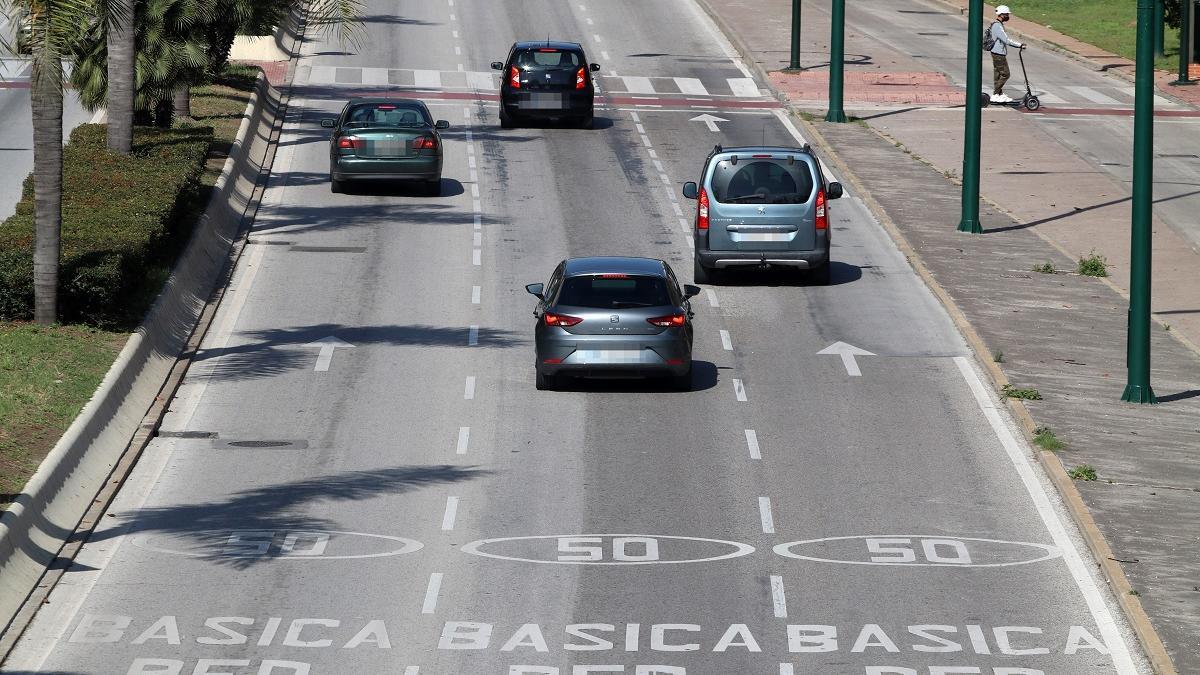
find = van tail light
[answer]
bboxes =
[815,189,828,230]
[544,312,582,327]
[413,136,438,150]
[337,136,363,150]
[510,66,521,89]
[647,314,686,328]
[576,66,587,89]
[697,187,710,230]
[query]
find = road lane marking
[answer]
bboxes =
[705,289,719,307]
[471,285,481,304]
[733,378,747,401]
[745,430,761,459]
[779,665,794,675]
[468,325,479,346]
[456,426,470,454]
[414,69,442,88]
[679,217,690,232]
[405,668,419,675]
[422,573,443,614]
[472,249,481,266]
[474,214,482,230]
[1066,85,1121,105]
[727,77,759,98]
[953,356,1137,672]
[628,111,640,122]
[758,497,775,533]
[464,376,476,400]
[770,575,788,617]
[720,330,733,351]
[675,77,709,96]
[441,497,460,530]
[473,231,482,246]
[601,50,610,61]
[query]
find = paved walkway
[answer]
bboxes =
[701,0,1200,671]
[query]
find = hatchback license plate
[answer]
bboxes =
[523,93,565,110]
[575,350,647,364]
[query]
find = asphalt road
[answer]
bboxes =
[5,1,1150,673]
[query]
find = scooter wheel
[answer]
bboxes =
[1024,97,1040,111]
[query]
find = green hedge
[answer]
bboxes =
[0,123,212,326]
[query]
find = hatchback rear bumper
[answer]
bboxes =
[535,329,691,377]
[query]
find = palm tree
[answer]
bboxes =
[106,0,134,152]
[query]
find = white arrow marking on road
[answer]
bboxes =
[690,113,729,133]
[817,341,875,377]
[307,336,354,372]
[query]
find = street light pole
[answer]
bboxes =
[1154,0,1166,58]
[1122,0,1158,404]
[825,0,848,123]
[788,0,802,70]
[958,0,985,234]
[1172,0,1195,85]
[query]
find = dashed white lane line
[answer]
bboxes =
[770,575,788,618]
[733,378,747,402]
[456,426,470,454]
[758,496,775,534]
[745,429,761,459]
[405,667,420,675]
[471,285,481,304]
[464,376,476,400]
[779,664,795,675]
[953,356,1137,672]
[601,50,610,61]
[678,217,690,232]
[472,249,481,266]
[719,330,733,351]
[706,288,719,307]
[421,573,444,614]
[441,496,460,530]
[468,325,479,346]
[473,231,482,247]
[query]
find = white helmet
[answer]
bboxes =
[996,5,1011,15]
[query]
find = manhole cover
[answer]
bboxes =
[212,440,308,449]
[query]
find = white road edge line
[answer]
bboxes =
[421,573,444,614]
[953,356,1137,673]
[758,496,775,534]
[441,496,459,530]
[456,426,470,455]
[720,329,733,351]
[745,429,761,459]
[770,575,788,618]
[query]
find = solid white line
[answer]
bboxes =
[733,378,747,402]
[678,217,690,232]
[473,231,482,246]
[470,183,480,198]
[670,201,684,216]
[472,249,481,266]
[472,198,482,212]
[468,155,477,169]
[468,325,479,346]
[720,330,733,351]
[745,429,761,459]
[474,214,482,229]
[771,109,843,186]
[952,357,1136,672]
[648,148,658,159]
[456,426,470,454]
[706,289,719,307]
[652,159,666,173]
[758,497,775,533]
[635,123,647,134]
[469,169,478,183]
[770,575,788,617]
[422,573,444,614]
[441,496,460,530]
[471,285,481,304]
[464,376,476,400]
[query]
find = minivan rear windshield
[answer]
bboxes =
[710,158,815,205]
[557,275,671,309]
[515,49,583,68]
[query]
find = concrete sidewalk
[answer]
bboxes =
[700,0,1200,672]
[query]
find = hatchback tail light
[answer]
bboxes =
[510,66,521,89]
[647,314,687,328]
[575,66,587,89]
[337,136,363,150]
[413,136,438,150]
[815,189,828,231]
[544,312,582,327]
[697,187,710,230]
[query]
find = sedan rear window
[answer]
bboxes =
[345,103,430,127]
[710,158,815,204]
[557,275,671,309]
[515,49,583,68]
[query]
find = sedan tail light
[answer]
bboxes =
[815,189,828,230]
[575,66,587,89]
[647,314,687,328]
[337,136,363,150]
[697,187,710,230]
[544,312,582,327]
[510,66,521,89]
[413,136,438,150]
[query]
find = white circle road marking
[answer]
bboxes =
[131,530,423,560]
[461,534,755,565]
[774,535,1062,568]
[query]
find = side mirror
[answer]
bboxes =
[590,63,601,72]
[321,119,336,128]
[525,283,545,299]
[827,182,844,200]
[683,284,701,300]
[491,61,504,71]
[435,120,450,130]
[682,182,699,200]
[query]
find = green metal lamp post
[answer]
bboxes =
[1154,0,1166,58]
[825,0,848,123]
[1172,0,1195,85]
[957,0,985,234]
[788,0,802,70]
[1122,0,1159,404]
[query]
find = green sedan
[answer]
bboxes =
[323,98,450,195]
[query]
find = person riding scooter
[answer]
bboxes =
[989,5,1025,104]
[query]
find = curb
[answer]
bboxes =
[0,15,302,658]
[689,0,1179,672]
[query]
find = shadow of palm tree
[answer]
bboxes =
[93,465,487,569]
[251,202,503,235]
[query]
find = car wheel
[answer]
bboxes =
[330,178,345,194]
[809,263,832,286]
[670,366,692,392]
[693,257,712,285]
[535,369,558,391]
[424,179,441,197]
[499,107,515,129]
[578,113,594,130]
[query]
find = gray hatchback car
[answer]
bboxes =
[683,144,843,285]
[526,257,699,391]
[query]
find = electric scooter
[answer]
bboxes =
[988,47,1041,111]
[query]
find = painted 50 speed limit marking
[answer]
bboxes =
[461,534,755,565]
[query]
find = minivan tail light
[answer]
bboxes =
[697,187,710,230]
[576,66,586,89]
[544,312,582,327]
[815,189,828,230]
[413,136,438,150]
[337,136,363,150]
[647,314,687,327]
[510,66,521,89]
